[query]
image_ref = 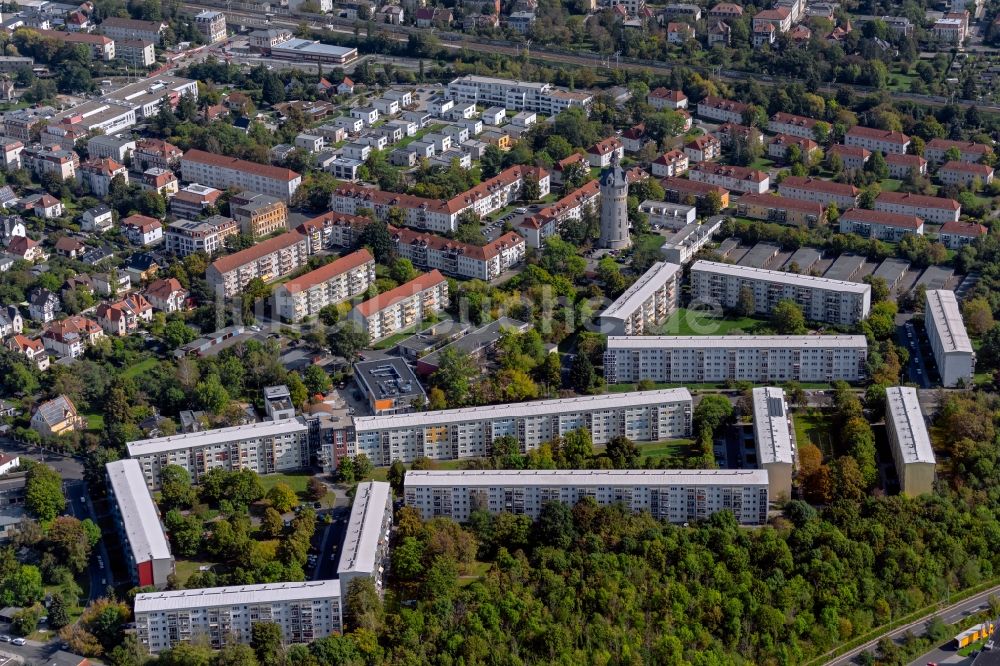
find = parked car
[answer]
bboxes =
[0,634,11,642]
[12,638,25,645]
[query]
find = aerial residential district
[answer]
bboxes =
[1,0,1000,665]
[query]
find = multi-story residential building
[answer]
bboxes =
[36,30,114,59]
[844,126,911,154]
[938,160,994,188]
[661,177,730,208]
[751,387,795,501]
[0,137,24,171]
[127,418,311,489]
[206,231,310,298]
[587,137,625,168]
[106,460,173,589]
[647,87,688,110]
[690,260,872,325]
[391,227,525,281]
[753,7,792,32]
[446,75,593,115]
[164,215,240,257]
[337,481,393,596]
[352,270,449,342]
[767,112,821,140]
[683,134,722,163]
[661,219,723,265]
[181,150,302,201]
[77,157,127,197]
[518,180,601,248]
[688,162,769,194]
[81,205,114,233]
[96,294,153,336]
[884,153,928,179]
[134,138,183,171]
[604,335,868,384]
[28,288,59,323]
[100,17,167,44]
[134,580,342,653]
[884,386,936,496]
[41,315,103,358]
[139,167,178,197]
[924,138,993,164]
[193,10,227,43]
[938,219,987,249]
[3,108,54,143]
[116,39,156,68]
[597,262,682,335]
[651,150,689,178]
[404,468,768,525]
[925,289,975,388]
[273,249,375,322]
[145,278,188,313]
[331,165,549,234]
[21,145,78,180]
[767,134,820,161]
[735,193,825,227]
[778,175,859,209]
[354,389,693,465]
[933,16,965,42]
[294,212,372,253]
[169,183,222,218]
[874,191,960,224]
[121,214,163,246]
[838,208,924,241]
[696,96,748,124]
[230,192,288,237]
[829,144,871,171]
[87,135,136,162]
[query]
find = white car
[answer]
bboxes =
[11,638,25,646]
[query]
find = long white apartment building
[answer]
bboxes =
[134,580,342,654]
[351,270,449,343]
[661,219,723,265]
[353,389,693,466]
[604,335,868,384]
[206,231,310,298]
[885,386,935,495]
[127,418,311,490]
[690,260,872,326]
[337,481,393,596]
[597,262,682,335]
[273,249,375,322]
[874,191,960,225]
[181,149,302,201]
[106,460,174,590]
[924,289,975,387]
[751,387,795,501]
[446,75,593,115]
[404,468,769,525]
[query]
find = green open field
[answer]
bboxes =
[635,438,696,462]
[122,357,158,379]
[633,233,666,254]
[84,413,104,431]
[174,559,216,586]
[793,411,835,459]
[661,308,768,336]
[259,471,313,496]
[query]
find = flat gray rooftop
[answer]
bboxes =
[823,253,867,282]
[738,243,781,269]
[914,265,954,291]
[783,247,822,272]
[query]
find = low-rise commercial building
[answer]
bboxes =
[127,418,311,489]
[639,200,696,230]
[604,335,868,384]
[355,389,692,465]
[206,231,310,298]
[597,262,682,335]
[838,208,924,241]
[924,289,975,387]
[134,580,343,653]
[690,260,872,325]
[273,249,375,323]
[337,482,393,595]
[106,459,173,589]
[404,468,769,525]
[351,270,449,343]
[884,386,935,495]
[751,387,794,501]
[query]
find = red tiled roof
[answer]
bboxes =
[690,162,768,183]
[649,87,686,101]
[146,277,185,300]
[296,211,372,234]
[654,149,687,165]
[685,134,721,150]
[7,236,38,255]
[780,176,859,196]
[555,153,587,171]
[846,125,910,144]
[884,153,926,167]
[355,270,446,318]
[737,193,824,214]
[770,112,819,129]
[589,137,623,156]
[829,144,871,158]
[10,335,42,353]
[770,134,819,151]
[876,191,960,211]
[755,8,790,19]
[122,214,161,233]
[926,138,992,154]
[281,249,373,294]
[393,228,523,263]
[209,231,305,275]
[183,149,301,183]
[939,160,994,175]
[699,96,749,113]
[940,220,986,236]
[840,207,923,229]
[520,180,601,230]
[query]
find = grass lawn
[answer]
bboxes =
[793,410,835,459]
[458,560,491,586]
[122,357,158,379]
[260,471,314,497]
[395,123,446,149]
[880,178,903,192]
[634,438,696,462]
[84,413,104,431]
[747,157,775,170]
[633,233,666,253]
[174,559,216,586]
[661,307,768,336]
[373,323,426,350]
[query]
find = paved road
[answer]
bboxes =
[0,438,84,481]
[826,586,1000,666]
[64,480,113,603]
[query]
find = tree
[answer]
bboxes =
[306,477,328,502]
[772,299,807,334]
[605,435,640,469]
[251,621,284,666]
[344,577,384,633]
[194,374,230,414]
[534,500,574,549]
[736,285,756,317]
[431,348,477,407]
[353,453,374,480]
[569,352,597,394]
[159,464,196,510]
[163,320,197,349]
[261,508,284,537]
[216,643,260,666]
[963,297,994,337]
[25,464,65,521]
[521,173,541,201]
[387,461,406,495]
[266,483,299,513]
[562,428,592,468]
[1,565,43,607]
[329,321,369,361]
[389,258,418,284]
[359,219,393,263]
[11,606,40,635]
[48,592,70,629]
[46,516,92,573]
[694,394,735,433]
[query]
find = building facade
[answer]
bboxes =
[597,262,681,335]
[874,192,961,224]
[106,460,174,589]
[751,387,794,501]
[273,249,376,322]
[351,271,449,342]
[838,208,924,241]
[337,482,393,596]
[885,386,935,496]
[181,150,302,201]
[206,231,310,298]
[924,289,975,387]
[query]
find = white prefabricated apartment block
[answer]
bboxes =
[351,270,449,342]
[597,262,682,335]
[273,249,376,322]
[884,386,935,495]
[689,260,872,325]
[353,389,693,466]
[924,289,975,387]
[337,481,393,596]
[603,335,868,384]
[751,387,795,501]
[134,580,342,654]
[127,418,311,490]
[106,459,174,590]
[404,468,770,525]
